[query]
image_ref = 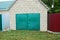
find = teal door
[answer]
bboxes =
[28,14,40,30]
[16,14,27,30]
[0,15,2,31]
[16,13,40,30]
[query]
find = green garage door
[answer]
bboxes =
[16,14,27,30]
[16,13,40,30]
[28,14,40,30]
[0,15,2,31]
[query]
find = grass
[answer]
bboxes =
[0,30,60,40]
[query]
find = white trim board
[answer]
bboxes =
[48,30,60,34]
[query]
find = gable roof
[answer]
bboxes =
[0,0,16,11]
[39,0,50,10]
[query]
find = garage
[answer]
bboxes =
[16,13,40,30]
[0,0,48,31]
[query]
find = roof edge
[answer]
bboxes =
[0,0,16,11]
[38,0,50,10]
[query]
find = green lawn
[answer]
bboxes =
[0,30,60,40]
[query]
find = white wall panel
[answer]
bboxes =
[2,13,10,31]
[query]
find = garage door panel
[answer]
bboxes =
[28,13,40,30]
[28,14,40,21]
[28,22,40,30]
[16,14,27,21]
[16,14,27,30]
